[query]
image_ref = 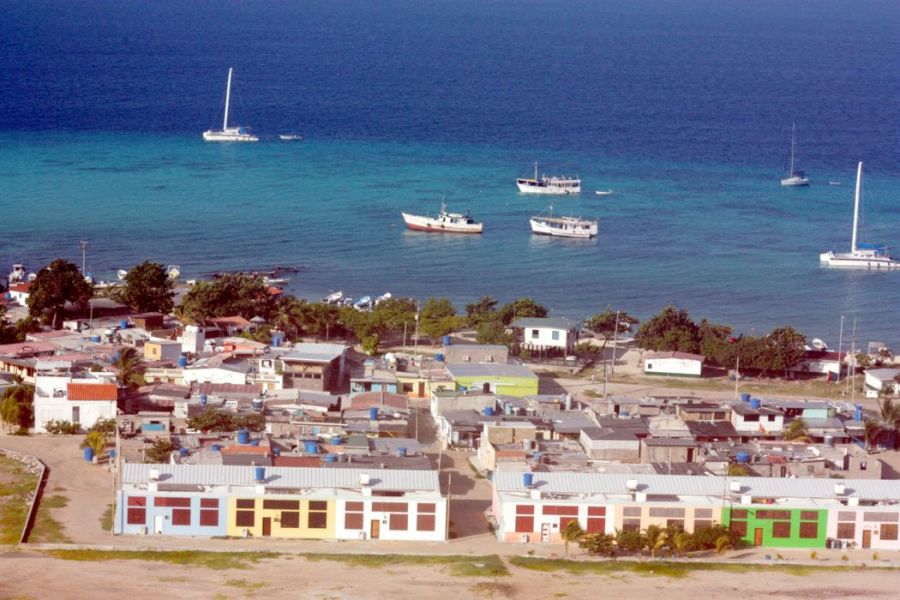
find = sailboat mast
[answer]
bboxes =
[851,161,862,252]
[789,122,796,175]
[223,68,233,131]
[534,161,538,181]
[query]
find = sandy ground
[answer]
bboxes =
[1,548,898,600]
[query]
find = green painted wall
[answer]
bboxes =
[722,507,827,548]
[453,375,538,398]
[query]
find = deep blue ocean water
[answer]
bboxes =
[2,0,899,345]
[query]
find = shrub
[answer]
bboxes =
[615,529,646,553]
[45,419,82,435]
[578,533,616,556]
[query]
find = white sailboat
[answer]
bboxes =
[203,68,259,142]
[820,162,900,269]
[781,122,809,186]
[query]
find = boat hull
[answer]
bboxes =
[516,179,581,194]
[819,251,900,269]
[530,217,597,238]
[203,130,259,142]
[402,213,483,234]
[781,176,810,187]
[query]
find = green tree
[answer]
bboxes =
[361,334,380,356]
[475,318,514,346]
[0,384,34,432]
[234,413,266,433]
[465,296,499,328]
[27,259,93,328]
[270,296,307,340]
[635,305,701,353]
[303,302,343,340]
[80,429,108,460]
[116,260,175,314]
[585,307,640,353]
[187,407,237,433]
[727,463,750,476]
[370,297,418,338]
[864,418,883,450]
[339,305,376,341]
[578,532,616,556]
[615,529,646,553]
[497,297,548,326]
[783,418,812,442]
[145,438,176,463]
[855,352,873,370]
[419,298,464,343]
[644,524,665,558]
[179,273,273,322]
[113,347,146,389]
[561,519,585,556]
[764,326,807,377]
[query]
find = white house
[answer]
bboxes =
[864,368,900,398]
[729,402,785,434]
[33,362,119,432]
[792,350,843,377]
[7,282,32,307]
[510,317,580,354]
[643,351,705,377]
[182,360,250,386]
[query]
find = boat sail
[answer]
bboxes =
[203,68,259,142]
[819,162,900,269]
[517,162,581,195]
[401,200,483,234]
[781,123,809,187]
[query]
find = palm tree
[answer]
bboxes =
[671,531,693,558]
[114,347,146,389]
[644,524,664,558]
[561,520,585,556]
[715,534,735,554]
[864,418,883,451]
[271,297,307,341]
[80,429,108,462]
[728,463,750,477]
[876,398,900,449]
[783,418,812,443]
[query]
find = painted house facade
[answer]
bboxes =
[491,471,900,549]
[445,363,538,397]
[509,317,580,354]
[33,362,119,432]
[115,464,446,542]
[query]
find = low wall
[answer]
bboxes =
[0,448,48,543]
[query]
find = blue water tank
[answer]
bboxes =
[177,355,188,368]
[397,447,407,458]
[435,353,444,362]
[741,393,751,403]
[523,472,534,487]
[83,447,94,462]
[304,440,318,454]
[108,450,117,460]
[443,335,452,346]
[250,439,260,447]
[331,435,342,445]
[238,429,250,444]
[119,319,129,329]
[271,332,283,347]
[483,406,494,416]
[200,394,208,406]
[178,447,189,458]
[855,405,863,422]
[369,407,379,421]
[89,335,101,343]
[255,466,266,482]
[325,453,337,463]
[210,444,221,452]
[750,398,761,409]
[736,451,750,464]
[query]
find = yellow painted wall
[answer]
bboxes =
[613,504,719,532]
[227,497,336,539]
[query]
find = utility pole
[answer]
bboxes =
[733,356,740,401]
[850,318,857,403]
[611,310,620,375]
[414,304,420,364]
[603,360,609,398]
[836,315,845,384]
[80,240,88,274]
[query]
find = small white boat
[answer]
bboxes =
[829,181,842,186]
[820,162,900,269]
[811,338,828,351]
[517,162,581,195]
[374,292,392,305]
[279,134,303,141]
[402,200,483,234]
[117,269,129,281]
[594,190,614,196]
[203,68,259,142]
[322,291,343,305]
[781,123,810,187]
[7,264,26,284]
[530,207,598,239]
[354,296,373,310]
[166,265,181,279]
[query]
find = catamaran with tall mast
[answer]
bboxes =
[203,68,259,142]
[820,162,899,269]
[781,122,809,186]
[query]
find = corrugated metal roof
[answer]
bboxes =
[510,317,580,330]
[445,363,537,379]
[281,343,347,363]
[122,463,440,493]
[494,471,900,501]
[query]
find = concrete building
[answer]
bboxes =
[34,375,119,432]
[445,363,538,397]
[865,368,900,398]
[115,464,446,541]
[441,343,508,365]
[143,339,183,363]
[730,402,785,435]
[510,317,580,354]
[643,351,705,377]
[280,343,347,392]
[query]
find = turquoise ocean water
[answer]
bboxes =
[1,0,899,344]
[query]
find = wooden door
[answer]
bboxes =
[753,528,763,546]
[417,382,425,397]
[862,529,871,549]
[262,517,272,537]
[370,519,380,539]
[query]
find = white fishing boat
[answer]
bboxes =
[322,291,343,305]
[530,207,598,238]
[374,292,392,305]
[516,162,580,195]
[279,134,303,141]
[117,269,129,281]
[354,296,373,311]
[820,162,900,269]
[166,265,181,279]
[401,200,483,234]
[781,122,809,187]
[595,190,614,196]
[203,68,259,142]
[7,264,26,284]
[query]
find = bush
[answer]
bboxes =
[579,532,616,556]
[691,524,739,550]
[574,341,601,355]
[145,439,176,463]
[615,529,646,553]
[45,420,82,435]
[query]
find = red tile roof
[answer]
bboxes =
[67,383,119,401]
[9,282,32,293]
